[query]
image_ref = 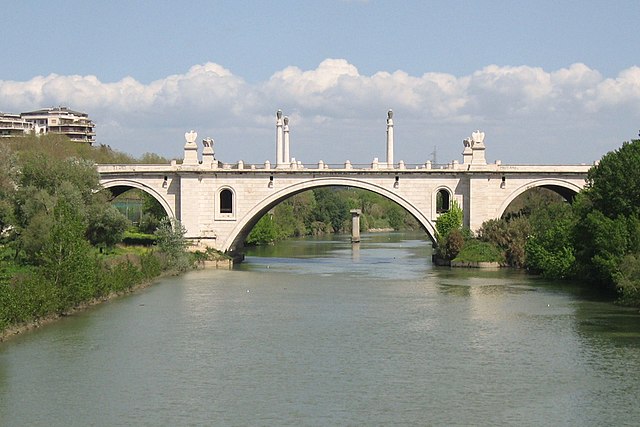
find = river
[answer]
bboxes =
[2,232,640,426]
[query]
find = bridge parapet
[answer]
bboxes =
[97,162,593,175]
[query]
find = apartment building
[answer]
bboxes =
[0,112,32,137]
[20,106,95,144]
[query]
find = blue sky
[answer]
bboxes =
[2,0,639,165]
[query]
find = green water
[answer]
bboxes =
[2,232,640,426]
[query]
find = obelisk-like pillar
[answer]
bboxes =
[386,110,394,169]
[283,116,290,168]
[275,110,284,168]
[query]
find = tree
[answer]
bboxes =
[313,187,350,232]
[583,140,640,219]
[86,204,130,250]
[246,214,278,245]
[434,200,465,260]
[435,200,463,239]
[524,202,576,277]
[572,139,640,300]
[0,144,17,236]
[154,218,190,271]
[40,199,97,308]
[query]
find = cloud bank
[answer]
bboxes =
[1,59,639,165]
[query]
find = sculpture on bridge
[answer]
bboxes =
[185,130,197,145]
[471,130,485,146]
[202,137,214,149]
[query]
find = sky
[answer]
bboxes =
[2,0,639,166]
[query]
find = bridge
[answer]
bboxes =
[97,110,591,256]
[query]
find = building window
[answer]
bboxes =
[436,189,451,213]
[220,189,233,213]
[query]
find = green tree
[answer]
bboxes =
[154,217,190,271]
[246,213,278,245]
[86,204,131,250]
[0,144,17,236]
[40,199,97,309]
[434,200,464,260]
[435,200,463,239]
[583,140,640,219]
[571,139,640,301]
[313,187,350,232]
[524,201,576,277]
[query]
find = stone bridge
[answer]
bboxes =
[97,111,590,256]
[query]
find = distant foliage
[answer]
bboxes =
[246,188,419,246]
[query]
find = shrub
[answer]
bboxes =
[454,240,505,263]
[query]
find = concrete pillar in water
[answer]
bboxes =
[350,209,362,243]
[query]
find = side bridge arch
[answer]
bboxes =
[100,179,176,220]
[496,178,584,219]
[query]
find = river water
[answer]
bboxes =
[2,232,640,426]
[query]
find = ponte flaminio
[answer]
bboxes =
[97,110,590,258]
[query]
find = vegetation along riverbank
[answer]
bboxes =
[0,135,226,340]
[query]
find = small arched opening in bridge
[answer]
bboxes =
[497,180,582,220]
[222,178,438,255]
[435,187,452,214]
[220,189,233,213]
[100,180,174,233]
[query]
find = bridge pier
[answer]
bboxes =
[350,209,362,243]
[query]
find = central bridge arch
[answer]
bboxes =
[223,177,437,253]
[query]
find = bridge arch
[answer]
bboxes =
[222,177,438,253]
[100,179,175,219]
[496,178,583,219]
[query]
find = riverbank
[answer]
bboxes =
[0,277,157,343]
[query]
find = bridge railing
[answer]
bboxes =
[218,161,457,171]
[97,161,593,174]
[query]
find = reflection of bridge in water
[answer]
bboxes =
[97,110,590,257]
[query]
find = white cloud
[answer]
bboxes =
[1,60,639,164]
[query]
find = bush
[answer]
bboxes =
[616,253,640,305]
[122,230,156,246]
[453,240,505,263]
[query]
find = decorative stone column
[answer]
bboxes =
[183,130,198,165]
[350,209,362,243]
[275,110,284,168]
[283,116,290,168]
[386,110,394,169]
